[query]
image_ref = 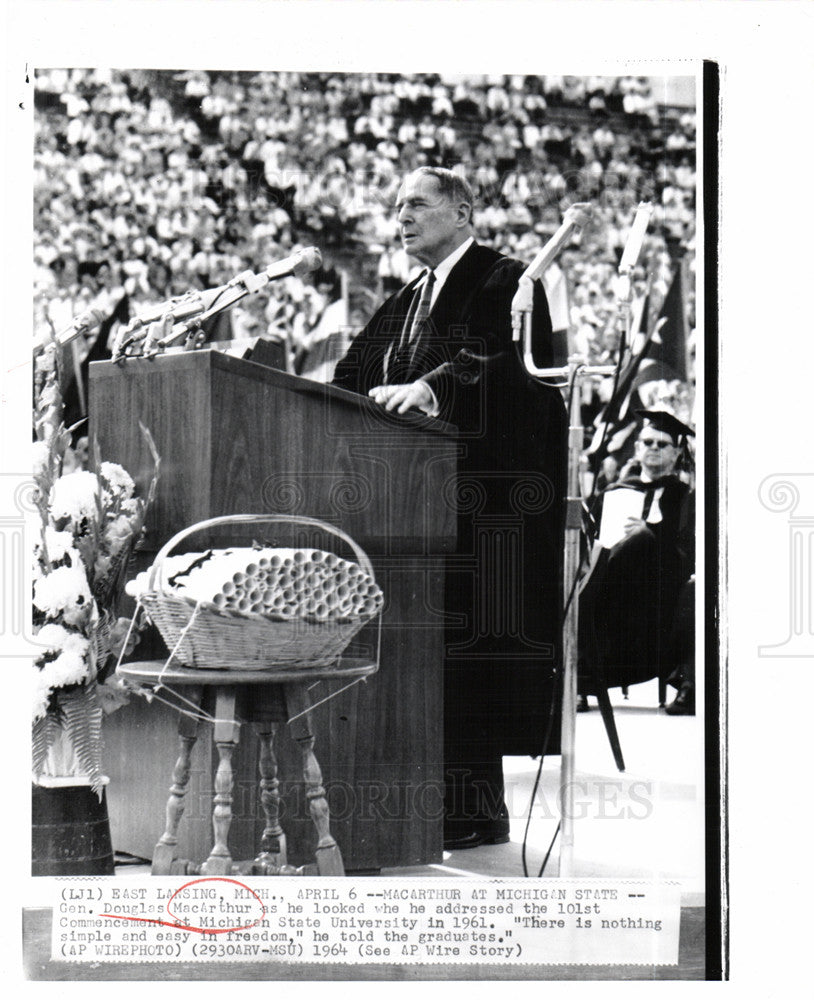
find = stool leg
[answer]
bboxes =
[257,724,287,864]
[201,688,240,877]
[152,686,203,876]
[285,685,344,876]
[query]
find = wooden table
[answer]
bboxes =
[117,658,376,877]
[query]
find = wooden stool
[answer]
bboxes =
[117,659,376,877]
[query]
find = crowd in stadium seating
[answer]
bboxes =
[33,70,696,380]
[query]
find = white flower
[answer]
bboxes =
[39,526,79,565]
[32,629,91,718]
[33,563,92,619]
[34,621,73,651]
[49,643,91,686]
[98,675,132,715]
[62,631,89,656]
[32,670,51,722]
[33,440,51,479]
[104,513,134,556]
[110,615,138,657]
[125,568,150,598]
[49,470,100,524]
[62,600,93,628]
[94,553,113,581]
[100,462,135,500]
[120,498,140,518]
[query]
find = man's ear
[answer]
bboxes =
[456,201,472,229]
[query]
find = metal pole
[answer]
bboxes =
[558,360,585,875]
[518,345,616,877]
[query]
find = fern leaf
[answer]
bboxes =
[60,685,105,796]
[32,714,61,778]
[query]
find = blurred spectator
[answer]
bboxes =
[34,70,695,388]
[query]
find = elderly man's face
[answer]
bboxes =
[635,426,679,478]
[395,173,469,268]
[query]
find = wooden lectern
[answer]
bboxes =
[89,350,457,871]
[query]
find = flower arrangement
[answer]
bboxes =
[32,342,159,794]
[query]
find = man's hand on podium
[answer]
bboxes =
[368,380,437,416]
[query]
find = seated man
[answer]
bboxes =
[579,409,695,711]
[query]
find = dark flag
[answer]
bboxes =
[584,293,653,459]
[586,258,689,476]
[604,258,690,432]
[61,293,130,437]
[632,257,689,389]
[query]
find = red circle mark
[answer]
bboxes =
[101,877,267,935]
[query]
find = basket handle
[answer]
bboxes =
[147,514,376,593]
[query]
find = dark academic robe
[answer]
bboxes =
[332,242,567,759]
[579,471,695,690]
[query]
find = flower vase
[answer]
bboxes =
[31,729,115,876]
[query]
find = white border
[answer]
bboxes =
[5,0,814,991]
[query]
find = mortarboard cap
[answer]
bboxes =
[636,409,695,443]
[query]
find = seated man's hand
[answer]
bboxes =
[623,516,647,536]
[369,381,434,414]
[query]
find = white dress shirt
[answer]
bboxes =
[422,235,474,308]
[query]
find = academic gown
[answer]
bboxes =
[579,472,695,691]
[332,242,567,762]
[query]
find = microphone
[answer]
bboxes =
[55,307,108,347]
[255,246,323,285]
[511,203,592,343]
[132,248,323,327]
[618,202,653,274]
[517,203,593,285]
[116,248,324,356]
[112,289,219,358]
[154,247,323,349]
[222,247,323,296]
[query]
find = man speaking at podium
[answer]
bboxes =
[333,167,567,850]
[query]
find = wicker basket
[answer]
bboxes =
[139,514,381,670]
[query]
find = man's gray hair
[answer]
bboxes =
[411,166,475,222]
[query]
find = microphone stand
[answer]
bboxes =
[512,202,653,877]
[156,270,266,351]
[522,353,615,877]
[112,248,322,360]
[113,272,267,359]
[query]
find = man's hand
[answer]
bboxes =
[624,516,647,536]
[369,381,434,414]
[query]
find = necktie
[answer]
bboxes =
[387,270,435,383]
[402,269,436,352]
